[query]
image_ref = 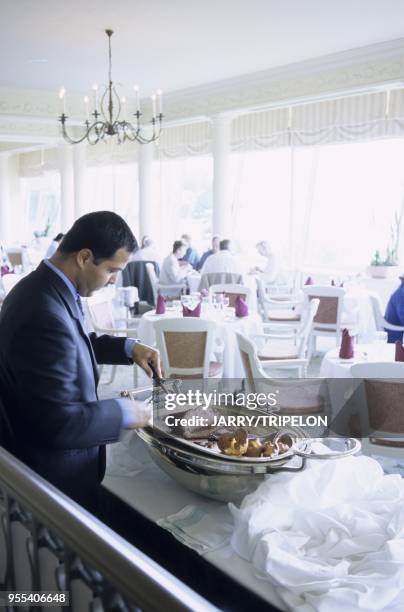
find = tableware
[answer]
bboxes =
[126,389,362,502]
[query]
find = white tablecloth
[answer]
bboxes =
[137,307,263,378]
[320,342,395,378]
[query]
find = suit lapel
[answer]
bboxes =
[38,262,100,387]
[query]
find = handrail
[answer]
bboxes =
[0,446,217,612]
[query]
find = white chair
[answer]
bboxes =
[369,293,404,335]
[236,331,328,413]
[199,272,243,291]
[153,318,222,379]
[1,273,23,295]
[302,285,358,354]
[253,298,320,377]
[86,291,140,386]
[145,262,184,302]
[350,362,404,459]
[256,276,302,331]
[209,283,252,307]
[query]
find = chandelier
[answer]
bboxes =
[58,29,163,145]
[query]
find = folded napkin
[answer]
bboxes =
[200,288,209,297]
[339,328,354,359]
[235,295,248,317]
[0,265,11,276]
[183,302,201,317]
[230,454,404,612]
[155,293,166,315]
[158,504,233,555]
[395,340,404,362]
[304,276,314,285]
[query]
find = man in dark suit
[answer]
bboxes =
[0,211,161,513]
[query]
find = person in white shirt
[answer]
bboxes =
[199,239,244,278]
[255,240,278,284]
[131,235,160,265]
[159,240,192,295]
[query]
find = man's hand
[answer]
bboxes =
[121,399,152,429]
[132,342,162,378]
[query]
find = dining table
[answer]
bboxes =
[320,342,395,378]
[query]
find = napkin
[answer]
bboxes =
[304,276,313,285]
[158,505,233,555]
[182,302,201,317]
[339,328,354,359]
[155,293,166,315]
[395,340,404,362]
[0,265,11,276]
[235,295,248,317]
[200,288,209,297]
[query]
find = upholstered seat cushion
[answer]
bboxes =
[267,310,301,322]
[258,341,299,361]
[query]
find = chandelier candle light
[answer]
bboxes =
[58,29,163,145]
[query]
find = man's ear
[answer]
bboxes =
[76,249,93,269]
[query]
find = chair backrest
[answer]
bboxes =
[236,332,267,393]
[199,272,243,291]
[302,285,345,330]
[350,362,404,450]
[296,298,320,358]
[209,283,251,307]
[146,263,159,306]
[369,294,386,331]
[6,249,23,268]
[154,318,217,378]
[1,273,22,295]
[122,260,159,305]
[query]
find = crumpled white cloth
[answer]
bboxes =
[229,454,404,612]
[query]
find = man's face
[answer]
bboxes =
[212,237,220,252]
[175,246,186,259]
[77,247,130,297]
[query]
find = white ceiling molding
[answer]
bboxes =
[2,37,404,157]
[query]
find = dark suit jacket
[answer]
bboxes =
[0,262,130,511]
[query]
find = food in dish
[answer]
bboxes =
[217,429,291,458]
[217,428,249,456]
[244,439,264,457]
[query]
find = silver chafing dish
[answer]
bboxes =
[123,385,361,504]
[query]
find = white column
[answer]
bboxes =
[212,113,233,237]
[138,142,154,239]
[0,155,11,243]
[58,144,74,231]
[72,144,87,220]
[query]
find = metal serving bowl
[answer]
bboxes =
[126,386,361,503]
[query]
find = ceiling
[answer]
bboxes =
[1,0,404,98]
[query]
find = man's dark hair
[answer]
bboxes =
[220,239,231,251]
[173,240,186,254]
[60,212,137,262]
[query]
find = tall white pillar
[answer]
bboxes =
[0,155,11,243]
[58,144,74,231]
[138,142,154,240]
[72,144,87,220]
[212,114,233,237]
